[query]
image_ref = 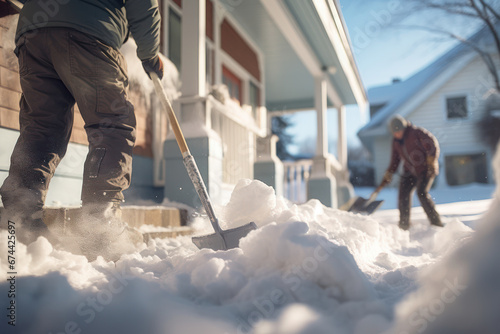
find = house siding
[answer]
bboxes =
[407,56,494,148]
[0,15,20,131]
[373,136,395,186]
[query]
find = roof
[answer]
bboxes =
[367,80,406,106]
[358,25,494,142]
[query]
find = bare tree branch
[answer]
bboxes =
[478,0,500,21]
[469,0,500,59]
[403,0,500,91]
[399,23,500,90]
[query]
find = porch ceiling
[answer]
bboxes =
[218,0,366,111]
[284,0,359,105]
[219,0,314,111]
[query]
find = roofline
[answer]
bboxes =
[261,0,367,110]
[359,23,497,136]
[359,50,477,138]
[260,0,343,108]
[315,0,368,109]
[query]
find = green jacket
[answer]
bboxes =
[16,0,160,61]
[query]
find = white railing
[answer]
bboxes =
[208,97,266,186]
[283,160,312,203]
[282,154,346,204]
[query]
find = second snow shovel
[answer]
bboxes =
[340,196,384,215]
[151,73,257,251]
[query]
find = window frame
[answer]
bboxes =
[222,65,243,103]
[444,152,488,185]
[442,93,470,122]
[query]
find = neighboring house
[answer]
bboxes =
[0,0,367,210]
[358,26,497,188]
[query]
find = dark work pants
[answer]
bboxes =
[0,28,136,220]
[398,172,442,226]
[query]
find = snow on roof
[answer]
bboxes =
[358,25,493,140]
[366,80,406,106]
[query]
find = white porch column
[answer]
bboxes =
[213,1,225,85]
[307,75,337,207]
[336,105,354,206]
[181,0,206,98]
[165,0,224,208]
[337,105,347,169]
[315,75,328,157]
[254,135,284,197]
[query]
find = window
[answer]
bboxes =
[222,66,242,103]
[168,8,182,71]
[249,81,260,118]
[446,96,467,119]
[445,153,488,186]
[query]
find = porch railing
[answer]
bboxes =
[208,97,266,186]
[282,154,345,204]
[283,160,311,203]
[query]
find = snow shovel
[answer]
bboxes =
[341,196,384,215]
[151,73,257,251]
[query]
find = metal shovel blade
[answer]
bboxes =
[347,196,384,215]
[192,222,257,251]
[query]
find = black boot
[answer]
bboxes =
[398,221,411,231]
[76,202,143,261]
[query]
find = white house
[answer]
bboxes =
[358,26,497,188]
[0,0,367,210]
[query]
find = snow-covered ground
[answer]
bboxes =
[1,149,499,333]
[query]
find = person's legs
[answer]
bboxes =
[56,29,136,208]
[416,173,443,227]
[398,174,417,230]
[53,29,141,259]
[0,30,75,244]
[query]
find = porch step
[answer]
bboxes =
[1,206,194,240]
[142,226,194,243]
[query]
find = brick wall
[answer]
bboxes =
[0,15,21,131]
[130,81,153,158]
[0,14,153,157]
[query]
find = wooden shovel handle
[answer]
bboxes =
[151,72,189,156]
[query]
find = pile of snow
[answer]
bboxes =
[388,143,500,334]
[2,172,488,334]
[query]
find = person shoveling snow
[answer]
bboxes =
[0,0,164,260]
[370,115,444,230]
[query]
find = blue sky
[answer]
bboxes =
[287,0,477,154]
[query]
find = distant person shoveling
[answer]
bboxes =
[369,115,444,230]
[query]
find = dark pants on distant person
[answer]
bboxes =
[398,172,442,227]
[0,28,136,221]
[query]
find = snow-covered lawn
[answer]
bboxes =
[1,151,499,334]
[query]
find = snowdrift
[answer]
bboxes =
[1,167,488,334]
